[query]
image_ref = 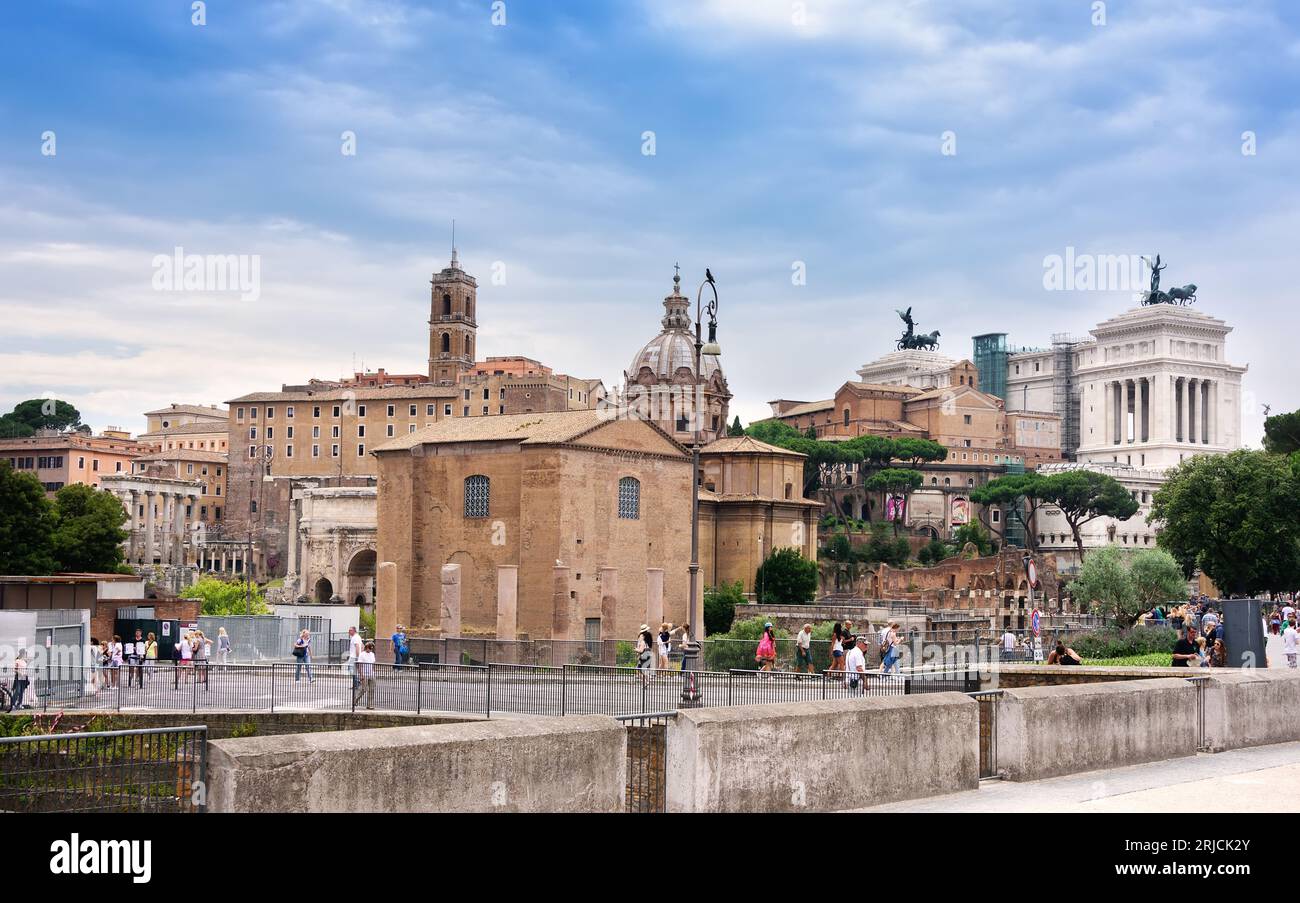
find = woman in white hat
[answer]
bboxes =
[635,625,655,686]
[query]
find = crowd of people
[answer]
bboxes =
[83,627,232,691]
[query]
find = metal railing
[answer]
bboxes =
[0,725,208,813]
[617,712,672,813]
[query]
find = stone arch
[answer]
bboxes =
[314,577,333,604]
[345,548,377,609]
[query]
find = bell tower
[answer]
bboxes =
[427,244,478,385]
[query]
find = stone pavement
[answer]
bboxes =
[855,740,1300,813]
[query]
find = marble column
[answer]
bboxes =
[286,494,300,587]
[174,493,188,566]
[144,490,157,563]
[440,563,462,638]
[1208,381,1218,445]
[496,565,519,641]
[1125,379,1135,443]
[1138,377,1149,443]
[1201,381,1210,444]
[645,567,664,631]
[160,493,174,564]
[1187,378,1197,445]
[1112,381,1122,444]
[1174,378,1184,442]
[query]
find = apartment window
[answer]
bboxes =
[266,427,274,439]
[250,446,257,459]
[286,445,294,458]
[332,445,340,458]
[463,406,470,417]
[499,405,505,414]
[482,406,489,415]
[92,459,99,472]
[963,439,972,447]
[187,463,194,475]
[386,425,395,437]
[410,405,417,416]
[358,404,366,417]
[332,405,341,417]
[312,445,320,458]
[237,407,245,420]
[266,407,275,419]
[617,477,641,519]
[332,426,340,438]
[249,427,258,439]
[313,406,321,418]
[464,389,470,400]
[499,388,506,400]
[991,509,1001,524]
[409,424,416,433]
[464,475,490,518]
[427,404,435,416]
[963,414,972,425]
[387,404,395,417]
[444,404,452,416]
[78,456,85,469]
[312,426,320,438]
[251,407,258,420]
[357,444,365,457]
[358,425,365,438]
[482,388,490,401]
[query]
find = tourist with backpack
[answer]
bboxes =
[293,629,314,682]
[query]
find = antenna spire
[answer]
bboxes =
[450,219,458,268]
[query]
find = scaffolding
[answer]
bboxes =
[1000,460,1027,548]
[1050,333,1089,460]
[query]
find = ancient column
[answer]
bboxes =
[645,567,664,632]
[377,561,403,638]
[1138,377,1148,443]
[286,493,300,589]
[143,490,157,563]
[1174,378,1183,442]
[550,566,575,640]
[495,564,519,640]
[175,493,189,566]
[598,567,618,643]
[160,492,174,565]
[1201,380,1211,444]
[440,563,462,638]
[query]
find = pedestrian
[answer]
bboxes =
[880,622,901,674]
[1210,638,1227,669]
[346,626,364,694]
[178,631,194,684]
[108,635,124,688]
[794,623,815,678]
[635,624,654,687]
[125,629,144,688]
[193,631,209,685]
[1048,642,1082,665]
[830,622,845,677]
[844,635,868,694]
[293,629,314,682]
[89,637,102,692]
[1283,620,1298,669]
[172,631,187,688]
[755,622,777,677]
[1171,626,1198,668]
[1001,627,1017,657]
[391,624,408,667]
[8,649,30,711]
[217,627,232,667]
[143,632,158,684]
[657,623,673,671]
[355,641,377,709]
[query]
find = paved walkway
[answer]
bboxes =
[856,740,1300,812]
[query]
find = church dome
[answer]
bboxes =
[625,269,724,385]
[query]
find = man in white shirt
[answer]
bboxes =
[844,636,868,693]
[1283,621,1299,669]
[355,641,377,709]
[1002,630,1017,653]
[346,626,364,691]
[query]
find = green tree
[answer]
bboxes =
[1149,450,1300,597]
[1037,470,1140,562]
[702,616,789,671]
[0,461,57,574]
[754,547,817,604]
[1129,548,1188,611]
[49,484,128,573]
[727,415,745,437]
[951,521,994,557]
[703,580,744,635]
[1070,545,1137,623]
[864,468,923,534]
[0,398,84,437]
[918,538,947,566]
[970,472,1045,550]
[1263,409,1300,455]
[183,577,270,616]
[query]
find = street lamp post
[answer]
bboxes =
[245,446,272,615]
[680,270,720,704]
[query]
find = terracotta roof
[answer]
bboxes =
[698,488,821,507]
[700,435,806,458]
[373,410,642,453]
[228,385,458,403]
[844,381,924,395]
[144,404,228,417]
[777,399,834,417]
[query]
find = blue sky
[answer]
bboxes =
[2,0,1297,442]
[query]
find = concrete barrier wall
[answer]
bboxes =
[983,665,1191,689]
[1203,670,1300,752]
[666,694,978,813]
[207,715,625,812]
[996,678,1197,781]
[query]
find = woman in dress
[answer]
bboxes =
[634,625,654,687]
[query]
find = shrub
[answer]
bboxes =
[1060,626,1179,660]
[754,548,817,604]
[615,640,636,668]
[703,616,789,672]
[704,581,744,635]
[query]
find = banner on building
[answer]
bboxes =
[950,496,969,525]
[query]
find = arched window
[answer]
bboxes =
[784,482,792,500]
[465,336,473,360]
[443,293,452,316]
[464,475,490,517]
[618,477,640,519]
[843,408,850,427]
[931,477,938,485]
[441,332,451,353]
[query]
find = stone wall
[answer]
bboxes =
[665,694,978,812]
[995,678,1198,781]
[0,709,466,740]
[1202,670,1300,752]
[983,664,1191,689]
[207,715,626,813]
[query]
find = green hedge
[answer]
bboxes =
[1061,627,1179,660]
